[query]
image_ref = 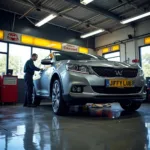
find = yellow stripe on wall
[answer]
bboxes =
[79,47,88,54]
[34,38,51,47]
[112,45,120,51]
[0,30,4,40]
[102,47,109,54]
[145,37,150,45]
[21,35,62,50]
[50,41,62,50]
[21,35,33,45]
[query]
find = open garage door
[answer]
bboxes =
[140,45,150,78]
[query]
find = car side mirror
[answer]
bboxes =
[41,59,53,65]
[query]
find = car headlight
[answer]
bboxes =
[138,69,144,76]
[66,64,94,74]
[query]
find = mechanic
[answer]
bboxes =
[24,53,41,107]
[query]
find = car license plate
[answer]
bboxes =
[106,79,133,88]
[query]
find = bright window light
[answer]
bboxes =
[0,41,7,53]
[0,54,7,74]
[80,0,94,5]
[120,11,150,24]
[104,52,120,59]
[103,52,120,62]
[80,29,105,38]
[32,47,50,67]
[9,44,31,78]
[35,14,57,27]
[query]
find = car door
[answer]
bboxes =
[33,67,43,96]
[40,63,55,97]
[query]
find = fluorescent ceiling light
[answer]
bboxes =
[80,29,105,38]
[120,11,150,24]
[35,14,57,27]
[80,0,94,5]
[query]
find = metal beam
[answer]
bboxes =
[13,0,100,30]
[67,2,129,30]
[12,14,16,31]
[25,17,35,25]
[19,0,48,19]
[0,7,82,33]
[26,0,35,6]
[67,14,100,30]
[123,0,145,13]
[64,0,120,21]
[92,0,148,27]
[19,7,35,19]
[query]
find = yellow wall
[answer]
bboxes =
[21,35,62,50]
[1,30,90,53]
[145,37,150,45]
[79,47,88,54]
[0,30,4,40]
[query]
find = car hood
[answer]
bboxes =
[65,60,139,69]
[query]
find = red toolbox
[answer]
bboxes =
[0,75,18,104]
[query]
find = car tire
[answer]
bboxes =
[51,79,69,115]
[32,87,42,106]
[120,101,142,111]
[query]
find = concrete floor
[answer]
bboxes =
[0,103,150,150]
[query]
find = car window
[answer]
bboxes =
[54,52,98,61]
[97,56,108,61]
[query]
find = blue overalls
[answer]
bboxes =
[24,59,40,106]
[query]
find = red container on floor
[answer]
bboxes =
[0,75,18,103]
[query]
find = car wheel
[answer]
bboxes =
[32,87,42,106]
[52,79,69,115]
[120,101,142,111]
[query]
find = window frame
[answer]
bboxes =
[0,40,64,78]
[8,43,32,79]
[139,44,150,79]
[0,40,8,73]
[139,44,150,67]
[7,42,61,78]
[32,47,52,68]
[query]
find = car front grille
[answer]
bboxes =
[92,67,138,78]
[92,86,142,94]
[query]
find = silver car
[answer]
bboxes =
[33,51,146,115]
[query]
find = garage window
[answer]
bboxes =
[0,54,7,74]
[0,41,7,53]
[9,44,31,78]
[140,45,150,78]
[0,42,7,74]
[32,47,50,67]
[103,51,120,62]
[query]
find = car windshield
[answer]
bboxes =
[54,52,98,61]
[97,56,108,61]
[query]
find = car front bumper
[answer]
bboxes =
[61,71,146,104]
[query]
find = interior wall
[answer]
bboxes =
[95,19,150,63]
